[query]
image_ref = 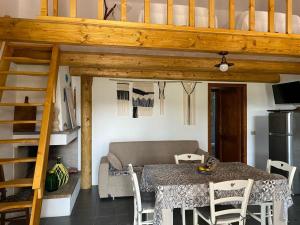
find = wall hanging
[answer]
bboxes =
[158,81,166,115]
[117,82,130,116]
[182,81,197,125]
[132,82,154,118]
[65,87,77,129]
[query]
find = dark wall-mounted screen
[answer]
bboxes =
[272,81,300,104]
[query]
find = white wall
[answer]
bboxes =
[0,0,19,17]
[91,78,208,184]
[89,76,300,185]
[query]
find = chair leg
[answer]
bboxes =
[137,212,142,225]
[193,209,198,225]
[267,205,273,225]
[181,208,186,225]
[133,199,137,225]
[1,213,5,225]
[261,204,266,225]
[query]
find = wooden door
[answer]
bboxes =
[208,84,247,163]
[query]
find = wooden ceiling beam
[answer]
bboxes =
[61,52,300,74]
[1,17,300,56]
[69,67,280,83]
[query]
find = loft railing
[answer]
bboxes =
[40,0,296,34]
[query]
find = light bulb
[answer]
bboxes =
[219,63,229,72]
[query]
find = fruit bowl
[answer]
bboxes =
[197,165,214,175]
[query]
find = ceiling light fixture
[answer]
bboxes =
[215,51,234,72]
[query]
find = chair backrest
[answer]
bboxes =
[266,159,296,190]
[174,154,205,164]
[209,179,254,225]
[128,164,142,212]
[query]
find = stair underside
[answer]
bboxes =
[0,102,44,107]
[0,71,49,76]
[0,157,36,164]
[0,201,32,212]
[3,57,50,64]
[7,42,53,51]
[0,86,47,91]
[0,178,33,189]
[0,120,41,124]
[0,138,39,144]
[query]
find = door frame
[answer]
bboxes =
[207,83,247,163]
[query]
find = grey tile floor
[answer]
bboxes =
[40,186,300,225]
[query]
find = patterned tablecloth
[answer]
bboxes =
[140,162,293,225]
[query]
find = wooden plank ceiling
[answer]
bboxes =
[61,52,300,74]
[61,52,300,83]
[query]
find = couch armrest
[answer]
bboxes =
[98,156,110,198]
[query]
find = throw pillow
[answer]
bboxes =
[107,152,123,170]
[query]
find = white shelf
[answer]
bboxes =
[13,126,80,146]
[41,174,81,217]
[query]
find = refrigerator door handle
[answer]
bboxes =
[269,132,293,136]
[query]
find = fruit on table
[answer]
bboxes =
[198,166,210,172]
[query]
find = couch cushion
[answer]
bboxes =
[107,152,123,170]
[109,140,200,167]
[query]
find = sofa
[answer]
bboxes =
[98,140,208,198]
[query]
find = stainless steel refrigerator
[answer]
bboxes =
[269,111,300,194]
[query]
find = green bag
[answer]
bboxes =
[45,171,59,192]
[51,156,69,187]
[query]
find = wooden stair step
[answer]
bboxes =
[0,86,47,91]
[8,42,53,51]
[0,178,33,189]
[0,138,39,144]
[0,157,36,164]
[0,201,32,212]
[0,71,49,76]
[2,57,50,64]
[0,120,41,125]
[0,102,44,107]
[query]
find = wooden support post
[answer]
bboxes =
[286,0,293,34]
[144,0,150,23]
[167,0,173,25]
[229,0,235,29]
[249,0,255,31]
[268,0,275,33]
[40,0,48,16]
[53,0,58,16]
[70,0,77,18]
[121,0,127,21]
[0,42,13,102]
[81,76,93,189]
[209,0,215,28]
[189,0,195,27]
[97,0,104,20]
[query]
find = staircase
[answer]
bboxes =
[0,42,59,225]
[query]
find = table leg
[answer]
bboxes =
[162,209,173,225]
[273,200,287,225]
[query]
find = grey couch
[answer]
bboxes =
[98,140,208,198]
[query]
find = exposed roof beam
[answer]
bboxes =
[69,67,280,83]
[1,17,300,56]
[61,52,300,74]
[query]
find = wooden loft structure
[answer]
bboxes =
[0,0,300,225]
[0,0,300,56]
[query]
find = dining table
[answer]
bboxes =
[140,162,293,225]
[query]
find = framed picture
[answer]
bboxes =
[65,87,77,129]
